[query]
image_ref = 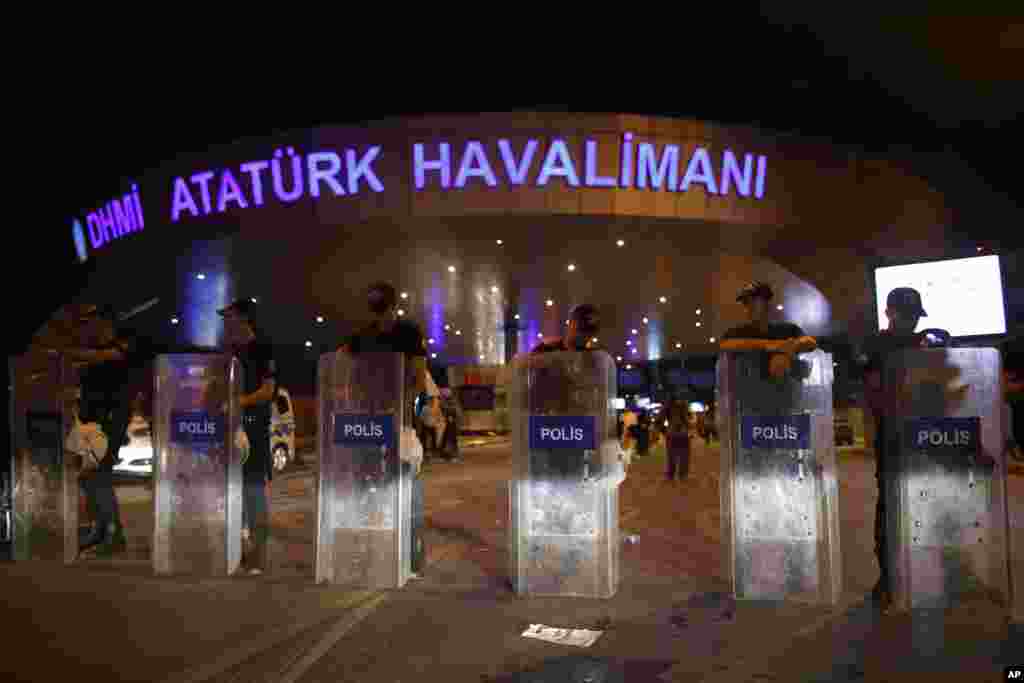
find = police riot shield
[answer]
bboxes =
[881,349,1011,612]
[152,355,242,576]
[717,350,841,605]
[8,353,80,564]
[316,352,415,588]
[508,350,622,598]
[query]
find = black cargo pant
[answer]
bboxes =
[242,416,271,569]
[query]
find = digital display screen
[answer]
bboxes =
[874,255,1006,337]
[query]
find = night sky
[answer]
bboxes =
[14,12,1023,355]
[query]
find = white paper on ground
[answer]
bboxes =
[521,624,603,648]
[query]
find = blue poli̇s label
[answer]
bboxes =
[529,416,596,450]
[333,414,394,448]
[741,415,811,450]
[905,417,979,453]
[171,411,225,445]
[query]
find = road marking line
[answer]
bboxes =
[275,592,390,683]
[161,590,379,683]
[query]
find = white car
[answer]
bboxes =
[271,387,297,474]
[112,386,297,477]
[113,416,154,476]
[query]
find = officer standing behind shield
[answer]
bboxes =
[339,282,430,578]
[859,287,950,610]
[719,282,818,377]
[530,304,606,479]
[218,299,277,576]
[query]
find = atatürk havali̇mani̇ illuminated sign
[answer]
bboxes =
[72,133,769,258]
[169,135,767,222]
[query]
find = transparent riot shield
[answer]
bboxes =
[152,355,242,576]
[316,352,414,588]
[881,349,1011,612]
[8,353,80,564]
[718,350,841,605]
[508,350,622,598]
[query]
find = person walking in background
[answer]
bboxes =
[665,400,692,482]
[439,388,463,463]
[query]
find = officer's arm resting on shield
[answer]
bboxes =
[41,345,125,363]
[718,335,817,354]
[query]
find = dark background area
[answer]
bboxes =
[6,12,1023,439]
[13,12,1023,357]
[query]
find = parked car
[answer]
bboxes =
[271,387,297,474]
[113,416,154,477]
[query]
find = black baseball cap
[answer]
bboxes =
[367,282,398,314]
[217,298,257,317]
[569,303,600,334]
[886,287,927,316]
[736,281,773,302]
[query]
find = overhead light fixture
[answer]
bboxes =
[546,299,554,307]
[305,340,313,348]
[709,337,716,343]
[491,286,499,293]
[696,322,702,327]
[431,352,438,359]
[632,348,638,354]
[400,292,408,299]
[250,297,258,304]
[496,239,503,245]
[777,304,784,311]
[642,317,649,325]
[428,338,435,344]
[591,337,598,343]
[616,355,623,361]
[455,329,461,335]
[397,309,405,316]
[514,314,520,320]
[695,309,701,315]
[448,265,456,273]
[444,324,451,331]
[616,239,625,247]
[567,264,576,272]
[479,355,485,361]
[626,340,632,346]
[626,364,632,370]
[196,273,206,280]
[675,342,682,349]
[631,329,637,335]
[316,316,325,323]
[977,246,983,252]
[537,333,543,338]
[171,317,179,325]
